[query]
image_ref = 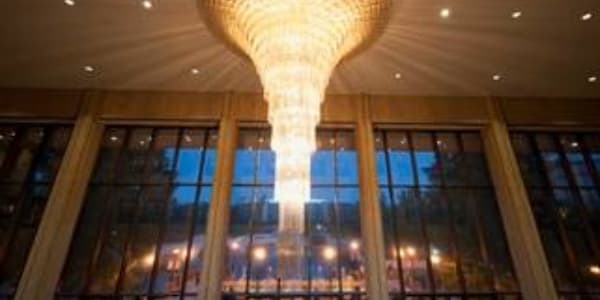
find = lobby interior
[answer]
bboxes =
[0,1,599,299]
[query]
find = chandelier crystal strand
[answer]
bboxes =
[200,0,391,289]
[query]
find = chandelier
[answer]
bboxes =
[199,0,391,284]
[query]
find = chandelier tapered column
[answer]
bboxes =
[199,0,391,286]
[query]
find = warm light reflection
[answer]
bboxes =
[590,265,600,275]
[143,253,155,267]
[349,240,360,251]
[323,246,337,261]
[253,247,268,262]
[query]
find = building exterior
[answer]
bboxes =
[0,90,598,299]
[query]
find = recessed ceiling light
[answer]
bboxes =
[191,68,200,75]
[511,11,522,19]
[440,8,451,18]
[588,76,598,83]
[492,74,502,81]
[83,65,95,73]
[581,12,593,21]
[394,72,402,79]
[142,0,153,10]
[64,0,75,6]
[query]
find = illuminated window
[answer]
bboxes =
[511,132,600,297]
[0,124,72,298]
[222,128,365,298]
[56,126,217,299]
[376,130,520,299]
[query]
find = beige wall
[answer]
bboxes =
[1,88,599,126]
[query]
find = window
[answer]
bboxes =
[511,132,600,298]
[376,130,520,299]
[0,124,72,298]
[222,128,366,298]
[56,126,218,299]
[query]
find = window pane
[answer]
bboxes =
[511,131,600,296]
[412,132,439,186]
[380,130,520,298]
[224,128,364,298]
[58,126,216,298]
[0,124,72,297]
[175,129,203,183]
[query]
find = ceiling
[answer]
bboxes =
[0,0,599,97]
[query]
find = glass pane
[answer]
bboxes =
[92,128,127,183]
[374,132,389,186]
[58,186,109,294]
[31,127,71,183]
[202,130,219,184]
[336,131,358,185]
[560,135,594,187]
[185,186,212,293]
[121,186,165,294]
[147,129,178,184]
[436,132,460,186]
[511,133,545,187]
[121,128,153,184]
[460,133,491,187]
[176,129,204,183]
[233,130,258,184]
[88,186,139,294]
[6,127,45,182]
[312,131,335,185]
[420,187,460,292]
[387,131,413,186]
[0,127,18,168]
[536,134,569,187]
[412,133,439,186]
[152,186,194,294]
[395,187,431,293]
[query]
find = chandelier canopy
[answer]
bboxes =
[199,0,391,285]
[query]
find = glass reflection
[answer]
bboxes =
[511,131,600,297]
[223,128,365,297]
[378,130,520,298]
[57,126,217,298]
[0,125,71,298]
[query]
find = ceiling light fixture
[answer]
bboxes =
[589,76,598,83]
[511,11,522,19]
[83,65,95,73]
[64,0,75,6]
[142,0,153,10]
[394,73,402,79]
[493,74,502,81]
[190,68,200,75]
[581,12,593,21]
[440,8,451,18]
[199,0,391,282]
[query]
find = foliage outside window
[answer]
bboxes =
[56,126,217,299]
[376,130,520,299]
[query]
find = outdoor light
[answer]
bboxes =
[199,0,391,283]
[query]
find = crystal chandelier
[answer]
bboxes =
[199,0,391,284]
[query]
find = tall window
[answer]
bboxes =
[511,132,600,298]
[0,124,72,298]
[222,128,365,298]
[376,130,520,299]
[56,126,218,299]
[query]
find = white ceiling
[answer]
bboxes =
[0,0,599,97]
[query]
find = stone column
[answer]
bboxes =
[198,93,238,300]
[482,97,558,300]
[15,91,105,300]
[355,95,390,300]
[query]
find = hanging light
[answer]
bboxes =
[199,0,391,283]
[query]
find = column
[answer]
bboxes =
[355,95,390,300]
[482,97,558,300]
[198,93,237,300]
[15,91,105,300]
